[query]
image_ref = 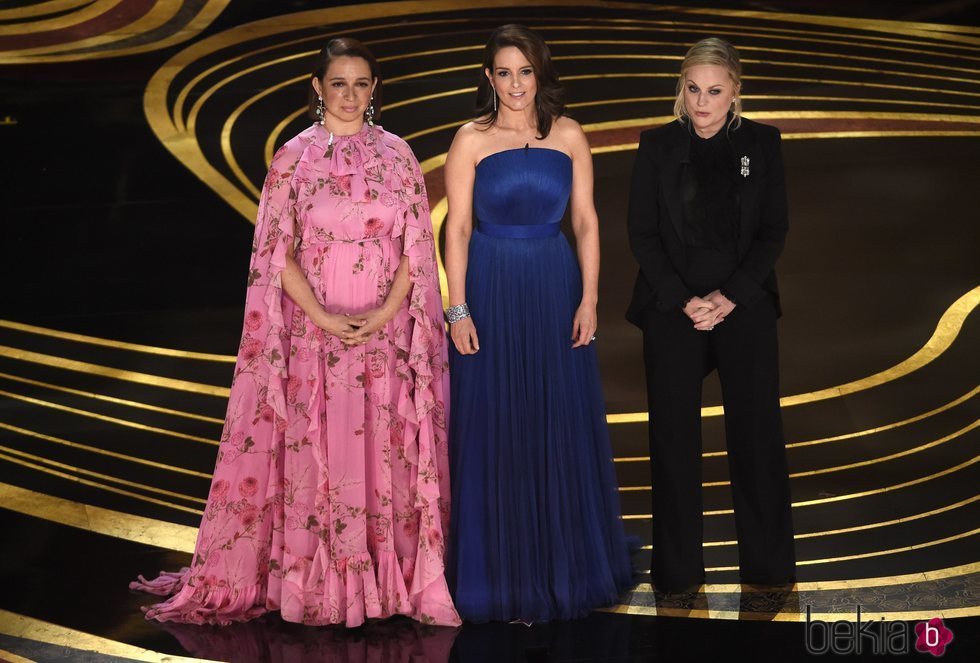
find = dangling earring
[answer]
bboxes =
[492,86,497,112]
[316,95,325,125]
[365,96,375,127]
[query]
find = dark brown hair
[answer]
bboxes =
[475,24,565,139]
[307,37,383,122]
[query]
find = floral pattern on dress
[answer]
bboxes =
[130,122,460,628]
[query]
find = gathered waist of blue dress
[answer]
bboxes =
[477,221,561,239]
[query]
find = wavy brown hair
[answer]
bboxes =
[307,37,383,123]
[475,24,565,139]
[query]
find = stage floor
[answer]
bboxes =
[1,0,978,660]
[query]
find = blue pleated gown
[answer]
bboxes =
[446,146,635,623]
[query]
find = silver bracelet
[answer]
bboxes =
[445,302,470,324]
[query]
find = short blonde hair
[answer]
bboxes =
[673,37,742,130]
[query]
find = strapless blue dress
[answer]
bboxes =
[447,147,634,622]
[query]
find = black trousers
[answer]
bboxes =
[640,293,796,591]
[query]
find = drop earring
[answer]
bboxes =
[316,95,325,125]
[492,86,497,112]
[365,96,375,127]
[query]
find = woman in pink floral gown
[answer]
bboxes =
[130,38,460,628]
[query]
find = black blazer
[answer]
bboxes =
[625,116,789,327]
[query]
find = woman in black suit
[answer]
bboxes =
[625,37,796,593]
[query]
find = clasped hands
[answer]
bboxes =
[683,289,735,331]
[313,306,394,346]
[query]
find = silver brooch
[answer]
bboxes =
[740,156,750,178]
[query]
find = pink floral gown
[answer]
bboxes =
[131,122,460,628]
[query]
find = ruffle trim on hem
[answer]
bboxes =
[130,549,460,628]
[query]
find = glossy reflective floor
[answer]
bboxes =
[1,0,979,661]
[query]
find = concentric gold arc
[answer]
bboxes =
[0,319,235,362]
[0,608,211,662]
[615,385,979,464]
[633,494,980,550]
[0,345,228,397]
[0,1,231,64]
[0,445,206,506]
[0,389,218,446]
[0,452,203,515]
[0,421,212,478]
[621,433,980,518]
[0,371,224,425]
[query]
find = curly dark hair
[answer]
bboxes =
[307,37,382,123]
[475,24,565,139]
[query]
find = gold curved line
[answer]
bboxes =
[790,526,980,568]
[783,130,980,139]
[221,103,264,200]
[0,0,92,21]
[674,5,980,43]
[264,108,306,169]
[546,39,980,76]
[430,197,450,302]
[778,286,979,407]
[545,16,980,56]
[0,647,34,663]
[616,385,979,464]
[0,389,218,446]
[0,421,211,478]
[622,434,980,518]
[0,451,204,515]
[0,482,197,552]
[0,608,212,662]
[605,604,980,622]
[677,523,980,571]
[553,53,980,87]
[172,17,479,132]
[0,345,229,397]
[561,72,980,100]
[386,70,980,114]
[0,1,230,64]
[630,561,980,593]
[743,109,980,123]
[0,319,235,362]
[2,0,180,56]
[383,37,980,78]
[0,371,225,425]
[218,75,306,197]
[0,445,206,505]
[635,493,980,550]
[0,0,118,36]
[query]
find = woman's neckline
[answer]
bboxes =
[316,121,371,140]
[475,146,571,169]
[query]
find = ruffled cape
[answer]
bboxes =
[130,122,459,627]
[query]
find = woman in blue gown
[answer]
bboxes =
[442,24,635,623]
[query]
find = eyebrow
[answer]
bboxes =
[327,76,371,81]
[686,79,724,88]
[495,65,533,70]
